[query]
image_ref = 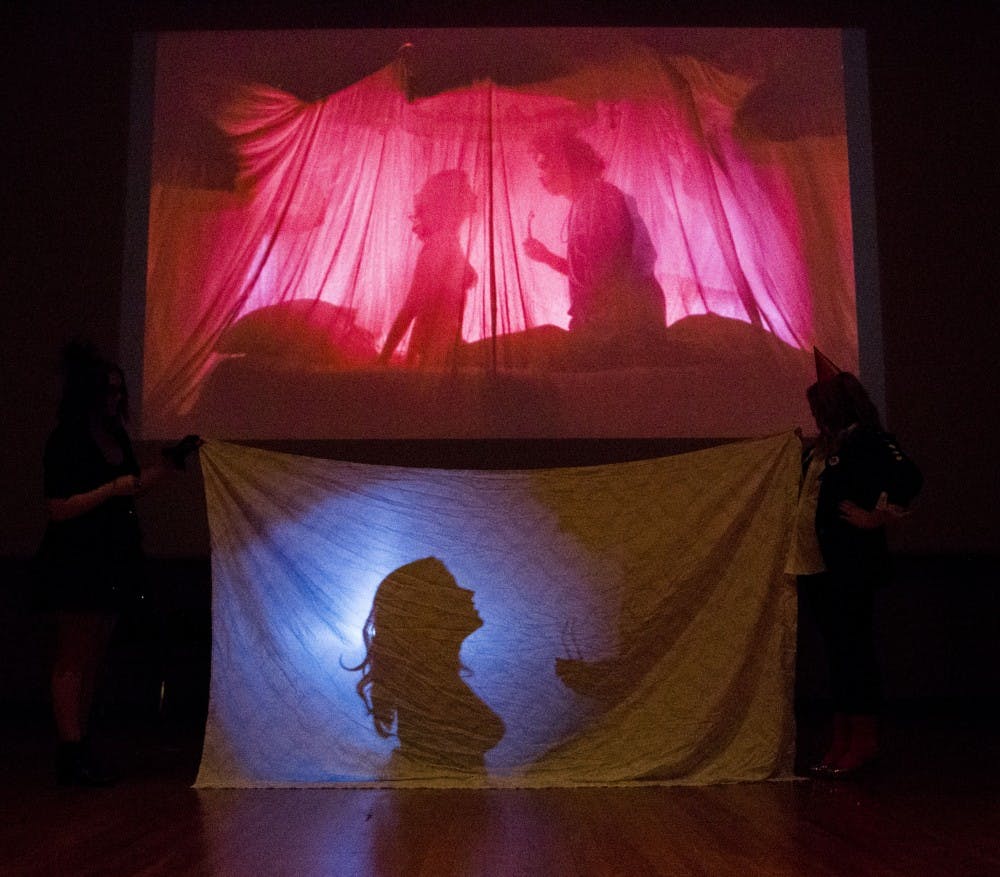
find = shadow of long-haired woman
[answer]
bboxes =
[347,557,504,777]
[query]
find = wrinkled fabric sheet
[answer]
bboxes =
[143,30,856,439]
[196,432,799,787]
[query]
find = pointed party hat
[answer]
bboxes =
[813,346,842,382]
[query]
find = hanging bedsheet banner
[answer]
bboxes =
[195,432,800,788]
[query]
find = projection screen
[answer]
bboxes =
[123,27,876,440]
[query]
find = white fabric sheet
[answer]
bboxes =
[196,432,799,787]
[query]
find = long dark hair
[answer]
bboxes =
[56,339,129,427]
[806,372,881,437]
[531,128,606,185]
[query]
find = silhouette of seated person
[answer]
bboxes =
[523,129,666,346]
[348,557,504,775]
[378,171,478,368]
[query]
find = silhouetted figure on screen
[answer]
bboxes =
[347,558,504,775]
[523,129,665,344]
[378,171,478,368]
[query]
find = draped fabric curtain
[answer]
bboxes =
[195,432,800,788]
[143,39,855,438]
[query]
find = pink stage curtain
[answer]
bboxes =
[143,35,855,439]
[195,432,799,788]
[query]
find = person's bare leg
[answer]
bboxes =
[77,613,116,738]
[52,613,100,742]
[52,612,116,785]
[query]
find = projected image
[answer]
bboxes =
[140,28,858,439]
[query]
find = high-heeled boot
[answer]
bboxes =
[829,714,879,777]
[809,712,850,776]
[55,740,114,787]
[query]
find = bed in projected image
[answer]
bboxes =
[138,28,859,440]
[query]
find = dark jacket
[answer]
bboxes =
[815,426,922,582]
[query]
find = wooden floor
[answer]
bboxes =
[1,707,998,877]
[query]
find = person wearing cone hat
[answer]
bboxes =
[790,350,922,778]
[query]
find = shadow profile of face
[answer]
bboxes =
[410,170,477,241]
[532,127,605,198]
[350,557,505,775]
[535,149,573,197]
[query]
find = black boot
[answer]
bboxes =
[56,740,115,787]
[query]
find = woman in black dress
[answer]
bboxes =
[35,342,200,785]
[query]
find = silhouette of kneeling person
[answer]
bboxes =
[523,129,665,343]
[348,558,504,774]
[378,171,478,368]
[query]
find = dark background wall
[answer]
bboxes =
[2,2,997,711]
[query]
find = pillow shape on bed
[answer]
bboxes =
[216,299,377,367]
